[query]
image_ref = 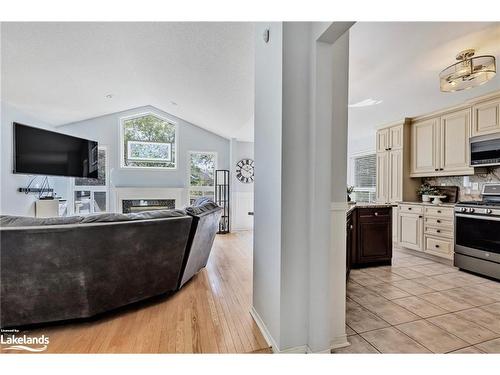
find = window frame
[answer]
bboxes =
[187,151,218,205]
[348,150,376,202]
[119,111,179,171]
[70,145,110,215]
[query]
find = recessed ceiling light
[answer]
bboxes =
[348,98,383,108]
[105,94,114,99]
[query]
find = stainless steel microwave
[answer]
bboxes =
[470,133,500,167]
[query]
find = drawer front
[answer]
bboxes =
[399,204,423,214]
[424,225,453,239]
[425,217,453,228]
[424,206,454,218]
[357,207,392,220]
[425,236,453,258]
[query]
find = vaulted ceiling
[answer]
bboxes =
[1,22,255,140]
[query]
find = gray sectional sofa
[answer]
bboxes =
[0,198,222,328]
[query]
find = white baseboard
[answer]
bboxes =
[250,306,279,353]
[330,334,350,350]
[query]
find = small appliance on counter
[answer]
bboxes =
[454,183,500,280]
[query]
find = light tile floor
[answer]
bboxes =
[334,248,500,354]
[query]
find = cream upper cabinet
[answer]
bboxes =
[375,151,389,203]
[389,125,403,150]
[410,110,473,177]
[376,128,390,152]
[440,109,473,174]
[388,149,402,202]
[411,118,438,175]
[472,97,500,137]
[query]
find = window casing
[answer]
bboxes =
[188,151,217,205]
[349,152,376,203]
[120,113,177,169]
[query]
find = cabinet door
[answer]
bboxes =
[389,125,404,150]
[472,98,500,137]
[440,109,473,174]
[398,212,423,251]
[388,149,402,202]
[357,209,392,263]
[375,152,389,203]
[411,118,438,175]
[376,128,390,152]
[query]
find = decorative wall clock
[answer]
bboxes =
[236,158,254,183]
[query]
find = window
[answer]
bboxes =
[72,147,109,214]
[188,152,217,204]
[121,113,177,169]
[350,153,376,203]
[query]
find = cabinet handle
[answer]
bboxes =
[350,225,353,230]
[388,147,392,151]
[440,168,444,171]
[374,212,379,216]
[435,244,440,248]
[408,207,412,210]
[419,215,423,218]
[436,229,441,233]
[437,210,442,213]
[437,220,441,223]
[435,168,439,171]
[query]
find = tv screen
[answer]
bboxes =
[13,122,99,179]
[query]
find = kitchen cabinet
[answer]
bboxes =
[397,203,454,259]
[398,208,423,251]
[346,210,354,278]
[410,109,473,177]
[472,97,500,137]
[348,207,392,268]
[375,120,418,204]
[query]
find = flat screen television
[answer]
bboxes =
[13,122,99,179]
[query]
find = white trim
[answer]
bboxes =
[119,110,178,171]
[330,335,350,350]
[249,306,279,353]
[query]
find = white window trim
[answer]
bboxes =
[70,146,109,215]
[188,151,218,204]
[119,111,179,171]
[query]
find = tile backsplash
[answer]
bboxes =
[424,167,500,201]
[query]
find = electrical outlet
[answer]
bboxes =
[472,182,479,191]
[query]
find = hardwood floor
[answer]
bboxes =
[3,231,271,354]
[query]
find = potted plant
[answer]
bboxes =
[347,186,354,202]
[417,183,438,202]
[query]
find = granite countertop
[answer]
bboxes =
[346,202,396,214]
[398,201,457,207]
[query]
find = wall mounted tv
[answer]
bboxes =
[13,122,99,178]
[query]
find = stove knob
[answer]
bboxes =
[467,208,475,213]
[460,207,467,213]
[486,209,493,214]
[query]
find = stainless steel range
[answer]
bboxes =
[454,184,500,280]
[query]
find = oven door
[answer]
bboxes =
[455,213,500,262]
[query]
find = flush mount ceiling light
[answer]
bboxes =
[439,49,496,92]
[348,98,383,108]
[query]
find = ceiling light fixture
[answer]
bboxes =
[439,49,496,92]
[348,98,383,108]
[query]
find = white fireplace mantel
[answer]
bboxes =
[115,187,185,213]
